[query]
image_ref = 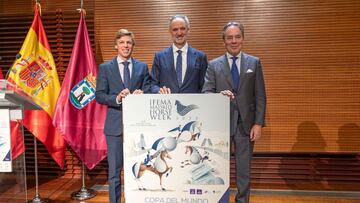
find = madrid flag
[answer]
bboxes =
[7,4,66,168]
[53,11,107,170]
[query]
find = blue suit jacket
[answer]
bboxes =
[150,45,208,93]
[95,57,151,136]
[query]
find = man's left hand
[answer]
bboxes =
[132,89,143,94]
[250,124,262,141]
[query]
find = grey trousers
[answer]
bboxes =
[232,123,254,203]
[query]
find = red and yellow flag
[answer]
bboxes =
[7,4,66,168]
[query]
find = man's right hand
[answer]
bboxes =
[220,90,235,100]
[116,88,130,103]
[159,86,171,94]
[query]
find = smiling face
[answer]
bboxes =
[115,35,134,60]
[223,25,244,56]
[169,18,189,49]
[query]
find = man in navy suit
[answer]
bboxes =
[95,29,151,203]
[150,15,208,94]
[202,22,266,203]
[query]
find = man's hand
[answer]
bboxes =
[116,88,130,102]
[220,90,235,100]
[250,124,262,141]
[159,86,171,94]
[132,89,143,94]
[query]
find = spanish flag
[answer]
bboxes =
[7,4,66,168]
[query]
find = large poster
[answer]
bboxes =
[123,94,230,203]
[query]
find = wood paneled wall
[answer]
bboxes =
[0,0,360,186]
[0,0,94,14]
[2,0,359,153]
[95,0,360,152]
[0,1,96,176]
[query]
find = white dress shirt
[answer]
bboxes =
[227,52,241,76]
[172,43,188,83]
[117,56,132,82]
[116,56,132,104]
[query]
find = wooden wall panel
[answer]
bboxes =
[95,0,360,153]
[0,0,94,14]
[0,2,95,176]
[1,0,360,188]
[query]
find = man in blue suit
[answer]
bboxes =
[95,29,151,203]
[203,22,266,203]
[150,15,208,94]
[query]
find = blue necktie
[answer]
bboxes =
[176,50,182,87]
[231,56,240,90]
[122,61,130,88]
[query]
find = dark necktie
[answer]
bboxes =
[176,50,182,87]
[122,61,130,88]
[231,56,240,90]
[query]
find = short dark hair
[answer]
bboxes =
[222,22,244,40]
[114,29,136,45]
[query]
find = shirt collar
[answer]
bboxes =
[172,43,188,54]
[117,56,131,64]
[226,52,241,60]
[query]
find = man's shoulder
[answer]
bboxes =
[188,46,206,57]
[99,57,116,68]
[155,47,171,56]
[210,55,225,64]
[243,52,260,62]
[132,58,148,70]
[132,58,147,66]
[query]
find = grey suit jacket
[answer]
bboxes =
[202,52,266,136]
[95,57,151,136]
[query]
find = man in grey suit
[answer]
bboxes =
[95,29,151,203]
[150,15,208,94]
[202,22,266,203]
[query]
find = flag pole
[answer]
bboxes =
[27,3,52,202]
[27,137,52,203]
[71,162,96,200]
[70,1,96,200]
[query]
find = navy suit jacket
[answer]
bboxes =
[150,45,208,93]
[95,57,151,136]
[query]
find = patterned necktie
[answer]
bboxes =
[176,50,182,87]
[122,61,130,88]
[231,56,240,90]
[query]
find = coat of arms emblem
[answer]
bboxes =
[69,73,96,109]
[14,54,54,96]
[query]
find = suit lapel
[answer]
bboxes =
[165,47,178,85]
[220,55,234,90]
[238,52,247,90]
[129,58,137,90]
[110,57,125,89]
[183,46,195,86]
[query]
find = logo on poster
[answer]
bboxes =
[150,99,172,120]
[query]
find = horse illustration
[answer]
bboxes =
[132,150,173,191]
[169,121,202,143]
[181,146,210,168]
[175,100,199,116]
